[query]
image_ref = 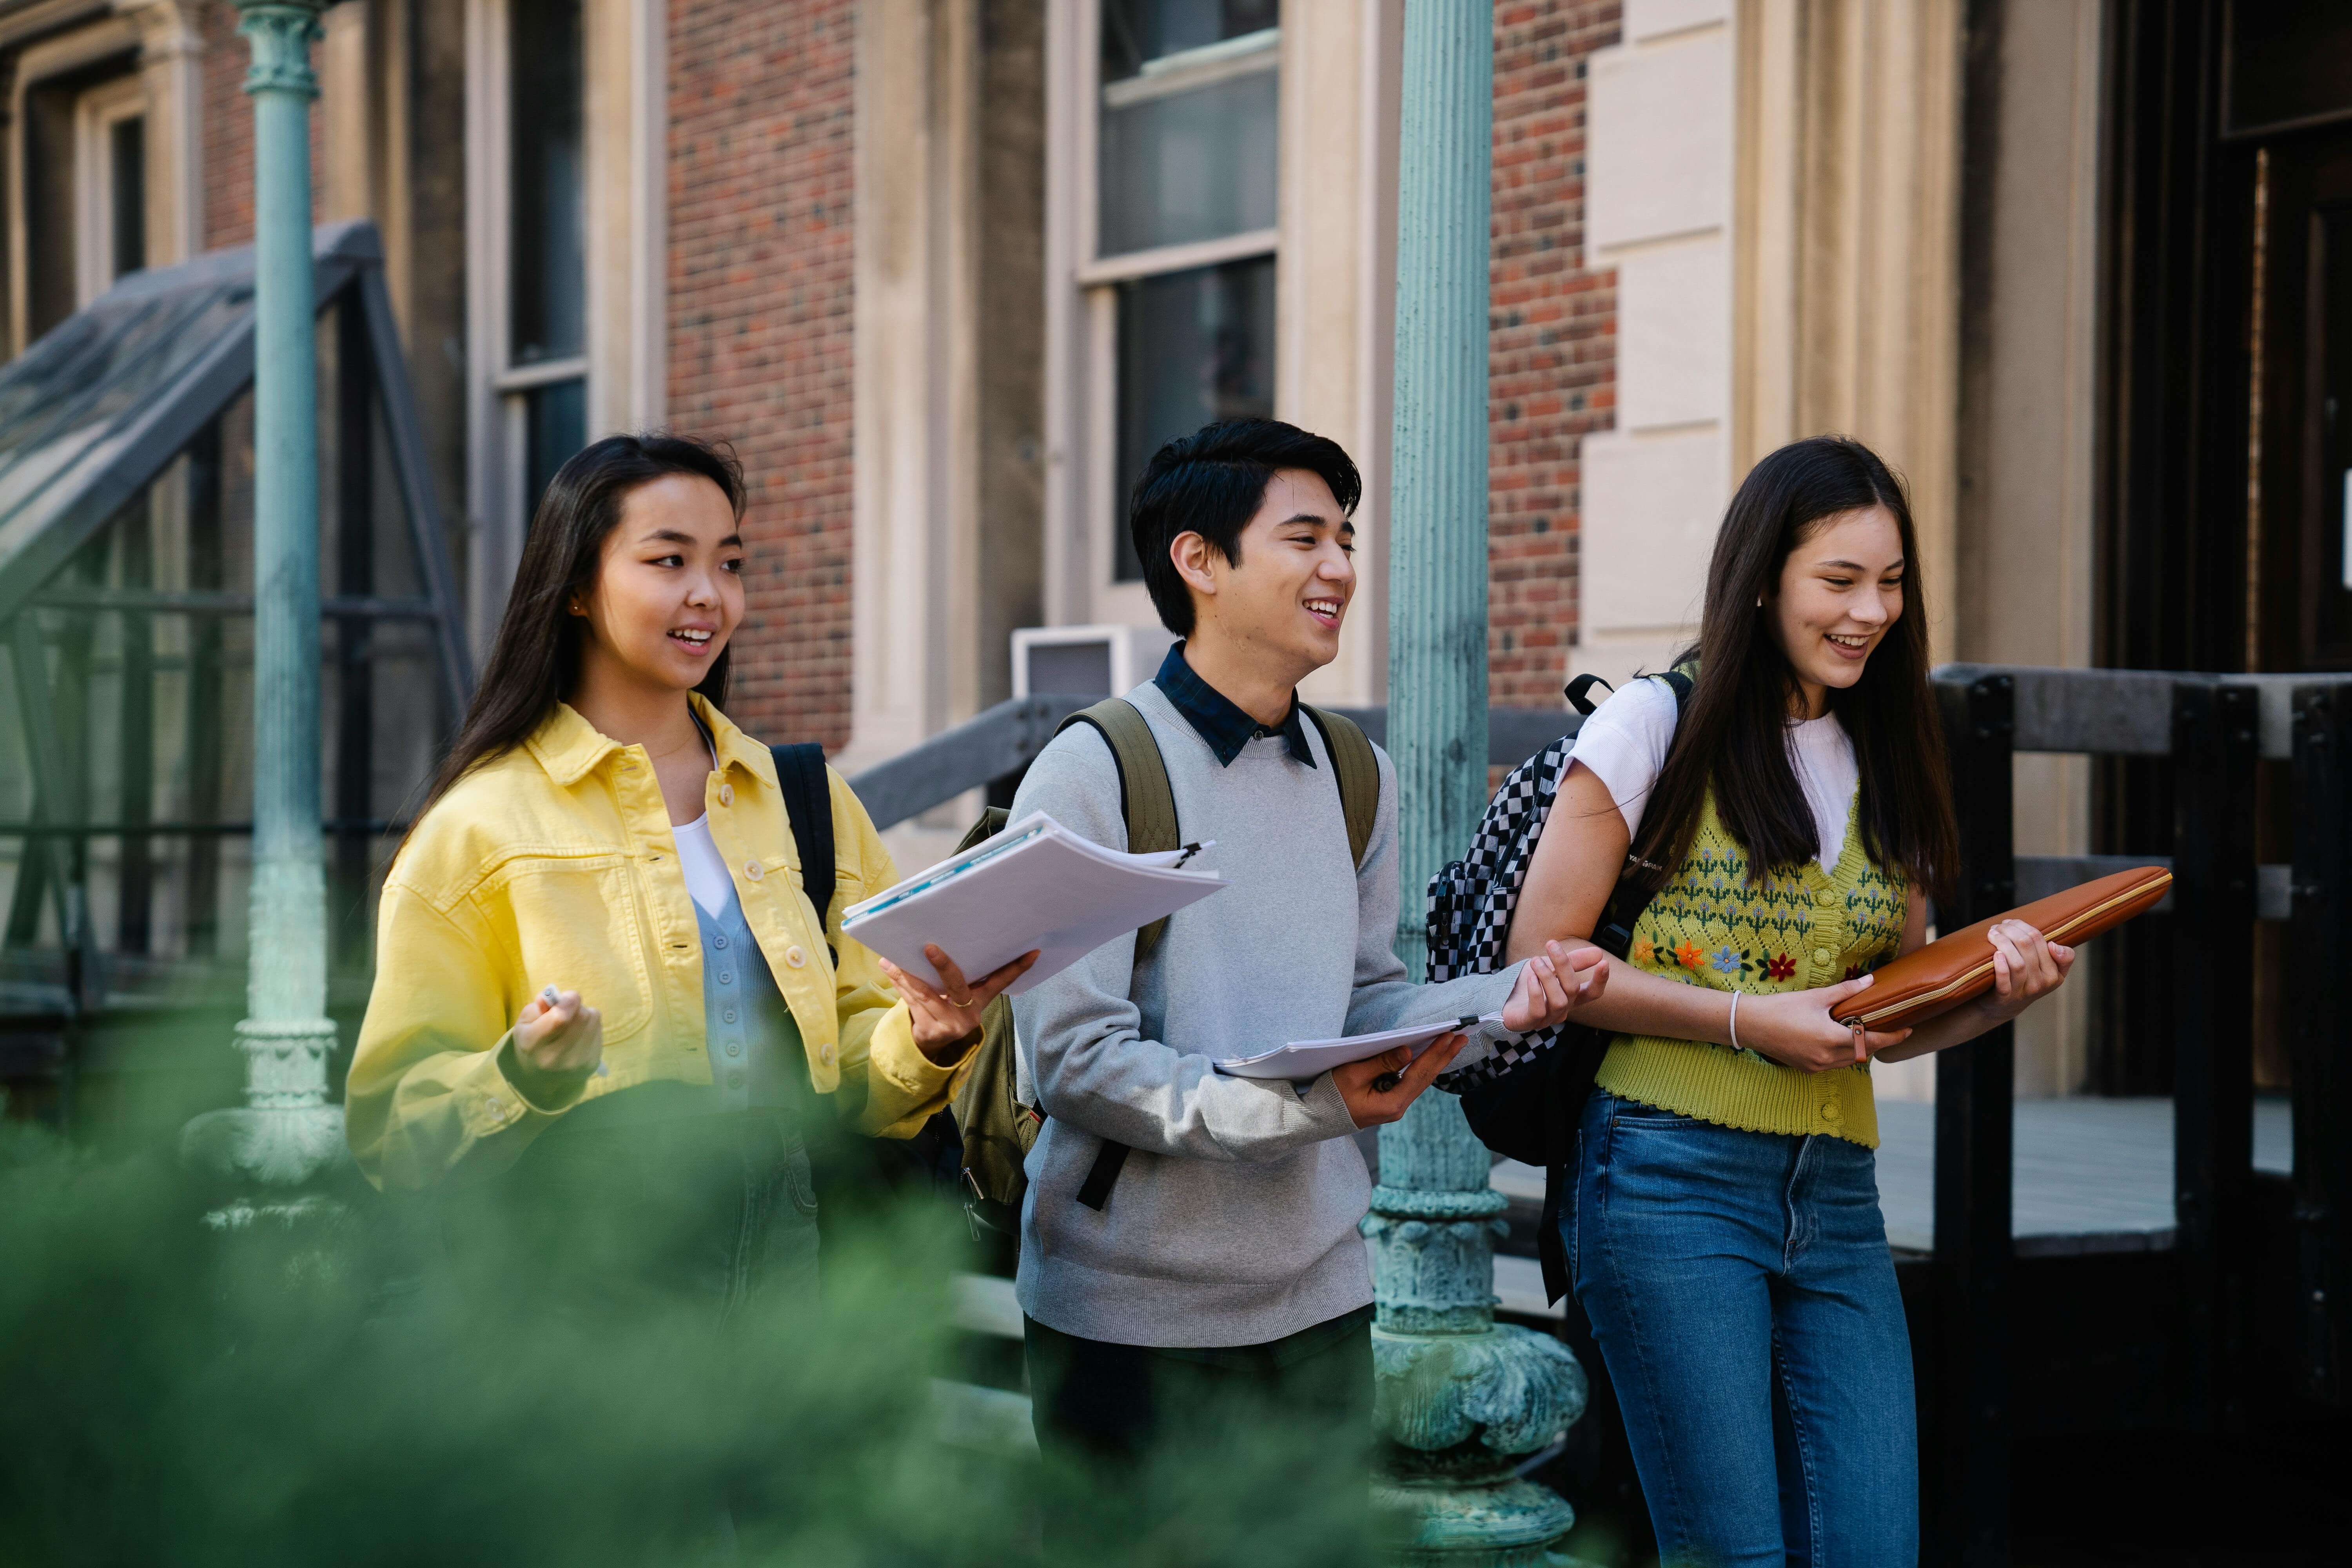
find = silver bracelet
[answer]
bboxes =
[1728,990,1742,1052]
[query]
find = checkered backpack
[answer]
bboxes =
[1424,668,1692,1303]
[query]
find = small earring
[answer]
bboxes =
[1755,595,1764,609]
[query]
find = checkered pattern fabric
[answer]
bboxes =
[1427,735,1577,1092]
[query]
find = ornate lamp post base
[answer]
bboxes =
[1365,1096,1590,1565]
[181,1020,348,1192]
[1371,1474,1576,1568]
[182,0,347,1225]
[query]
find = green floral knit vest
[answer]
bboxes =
[1593,789,1909,1146]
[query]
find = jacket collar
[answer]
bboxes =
[524,694,781,790]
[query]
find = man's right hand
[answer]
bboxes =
[513,985,604,1078]
[1333,1032,1467,1129]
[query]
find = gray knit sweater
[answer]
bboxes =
[1007,681,1522,1347]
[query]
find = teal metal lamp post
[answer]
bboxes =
[1366,2,1589,1561]
[182,1,346,1210]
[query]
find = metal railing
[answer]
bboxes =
[1924,664,2352,1564]
[846,693,1586,830]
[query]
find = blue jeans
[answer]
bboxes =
[1569,1091,1918,1567]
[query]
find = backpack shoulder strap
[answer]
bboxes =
[1055,699,1178,963]
[1049,697,1176,1213]
[1056,697,1180,855]
[771,742,838,940]
[1299,703,1379,870]
[1592,669,1693,957]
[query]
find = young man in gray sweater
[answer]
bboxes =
[1007,419,1606,1477]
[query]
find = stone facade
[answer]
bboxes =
[4,0,1625,756]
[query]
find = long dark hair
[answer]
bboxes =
[1628,436,1958,902]
[408,432,748,836]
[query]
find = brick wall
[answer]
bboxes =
[668,0,860,751]
[199,1,254,250]
[1488,1,1620,708]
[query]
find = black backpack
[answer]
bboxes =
[1425,669,1691,1303]
[772,742,969,1202]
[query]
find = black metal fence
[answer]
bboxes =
[1927,665,2352,1565]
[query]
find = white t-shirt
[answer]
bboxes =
[1566,677,1859,873]
[673,813,736,917]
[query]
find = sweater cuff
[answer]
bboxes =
[1301,1071,1361,1138]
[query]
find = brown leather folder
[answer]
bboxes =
[1828,864,2173,1033]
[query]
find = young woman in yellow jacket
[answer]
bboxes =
[349,433,1032,1310]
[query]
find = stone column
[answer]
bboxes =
[182,0,346,1214]
[1369,3,1588,1562]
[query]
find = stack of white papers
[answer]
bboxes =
[1216,1013,1505,1080]
[842,811,1227,996]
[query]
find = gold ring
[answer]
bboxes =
[951,994,976,1009]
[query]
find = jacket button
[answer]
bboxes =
[785,946,807,969]
[1821,1100,1843,1123]
[744,860,764,881]
[485,1099,505,1121]
[719,783,734,806]
[1817,891,1837,908]
[820,1043,835,1065]
[1813,948,1832,967]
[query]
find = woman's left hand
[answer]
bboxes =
[1977,919,2074,1023]
[881,944,1041,1062]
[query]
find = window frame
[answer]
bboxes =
[464,0,592,645]
[1046,0,1284,628]
[72,74,148,308]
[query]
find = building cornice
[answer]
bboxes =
[0,0,113,52]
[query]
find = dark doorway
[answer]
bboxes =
[2094,2,2352,1096]
[2250,125,2352,672]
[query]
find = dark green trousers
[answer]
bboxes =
[1022,1303,1375,1462]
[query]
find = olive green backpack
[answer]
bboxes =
[950,695,1380,1237]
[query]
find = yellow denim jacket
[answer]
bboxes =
[348,695,967,1191]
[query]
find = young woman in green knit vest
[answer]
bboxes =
[1506,436,2072,1564]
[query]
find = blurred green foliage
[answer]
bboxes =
[0,1115,1385,1567]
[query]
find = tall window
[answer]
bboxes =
[73,76,148,308]
[1093,1,1279,581]
[503,0,586,523]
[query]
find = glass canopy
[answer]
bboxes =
[0,222,470,1080]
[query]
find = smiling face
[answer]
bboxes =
[1174,468,1357,688]
[570,472,745,698]
[1766,503,1906,717]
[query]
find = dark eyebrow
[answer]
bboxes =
[1817,558,1901,573]
[642,529,744,548]
[1283,513,1347,530]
